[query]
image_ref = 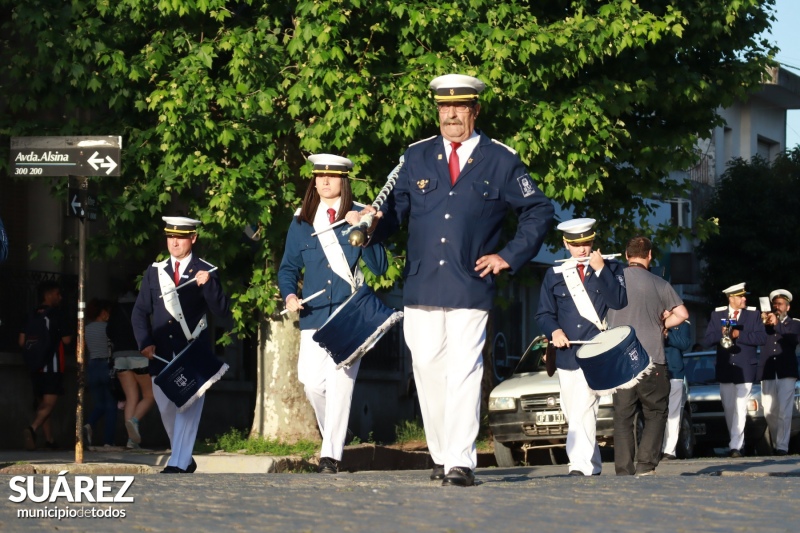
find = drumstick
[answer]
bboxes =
[310,219,348,237]
[567,340,601,344]
[152,338,196,365]
[159,266,219,299]
[280,288,327,315]
[555,254,620,263]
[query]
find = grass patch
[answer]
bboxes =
[201,428,320,460]
[395,418,426,444]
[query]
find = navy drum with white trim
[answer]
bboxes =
[154,340,229,413]
[312,284,403,369]
[575,325,652,395]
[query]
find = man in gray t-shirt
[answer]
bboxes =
[607,236,689,476]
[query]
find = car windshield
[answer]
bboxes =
[513,337,548,374]
[684,353,718,385]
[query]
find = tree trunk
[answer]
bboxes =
[250,313,319,442]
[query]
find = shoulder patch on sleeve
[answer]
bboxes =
[715,306,727,312]
[516,173,537,197]
[491,138,517,154]
[409,135,437,147]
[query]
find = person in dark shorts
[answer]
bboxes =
[19,280,72,450]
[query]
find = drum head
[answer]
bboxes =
[576,326,632,358]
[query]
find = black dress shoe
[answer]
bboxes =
[185,458,197,473]
[442,467,474,487]
[318,457,339,474]
[160,465,186,474]
[774,449,788,456]
[661,453,677,461]
[729,449,743,458]
[430,464,445,480]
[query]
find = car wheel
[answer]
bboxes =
[675,409,695,459]
[752,426,774,456]
[493,438,520,467]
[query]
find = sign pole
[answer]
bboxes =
[74,176,88,464]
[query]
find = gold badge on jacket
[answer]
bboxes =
[417,179,429,189]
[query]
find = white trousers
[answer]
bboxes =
[557,367,601,475]
[403,306,487,471]
[298,329,360,461]
[719,382,753,451]
[662,379,685,456]
[761,377,796,452]
[152,377,205,470]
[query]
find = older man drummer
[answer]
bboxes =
[131,216,231,473]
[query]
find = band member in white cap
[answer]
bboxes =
[703,282,766,457]
[759,289,800,455]
[352,74,554,486]
[279,154,388,474]
[131,216,230,473]
[535,218,627,476]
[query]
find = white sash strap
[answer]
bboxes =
[560,262,607,332]
[155,262,208,343]
[313,215,362,293]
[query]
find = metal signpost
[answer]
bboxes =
[9,136,121,464]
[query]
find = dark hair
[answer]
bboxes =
[297,175,353,225]
[86,298,112,322]
[37,280,61,303]
[625,236,652,260]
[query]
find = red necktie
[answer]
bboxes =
[174,261,180,286]
[327,208,336,224]
[732,309,739,320]
[577,263,585,283]
[449,142,462,185]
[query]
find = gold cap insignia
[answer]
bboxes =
[449,89,454,95]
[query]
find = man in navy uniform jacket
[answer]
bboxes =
[704,282,766,457]
[758,289,800,455]
[358,74,554,486]
[132,216,230,473]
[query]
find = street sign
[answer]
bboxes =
[67,187,98,221]
[9,136,122,177]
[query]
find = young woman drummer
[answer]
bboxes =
[277,153,388,474]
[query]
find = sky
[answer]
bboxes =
[770,0,800,149]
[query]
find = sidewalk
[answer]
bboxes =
[2,443,799,477]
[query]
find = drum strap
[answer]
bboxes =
[559,262,607,331]
[154,261,208,344]
[313,207,364,293]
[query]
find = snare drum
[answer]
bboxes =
[154,340,229,413]
[312,284,403,369]
[575,325,652,395]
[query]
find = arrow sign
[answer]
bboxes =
[86,151,118,175]
[9,136,122,177]
[71,194,82,216]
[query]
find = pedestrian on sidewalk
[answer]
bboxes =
[19,280,73,450]
[109,288,154,450]
[84,298,117,447]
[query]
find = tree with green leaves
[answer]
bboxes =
[0,0,777,439]
[698,149,800,305]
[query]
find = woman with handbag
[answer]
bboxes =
[108,289,154,449]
